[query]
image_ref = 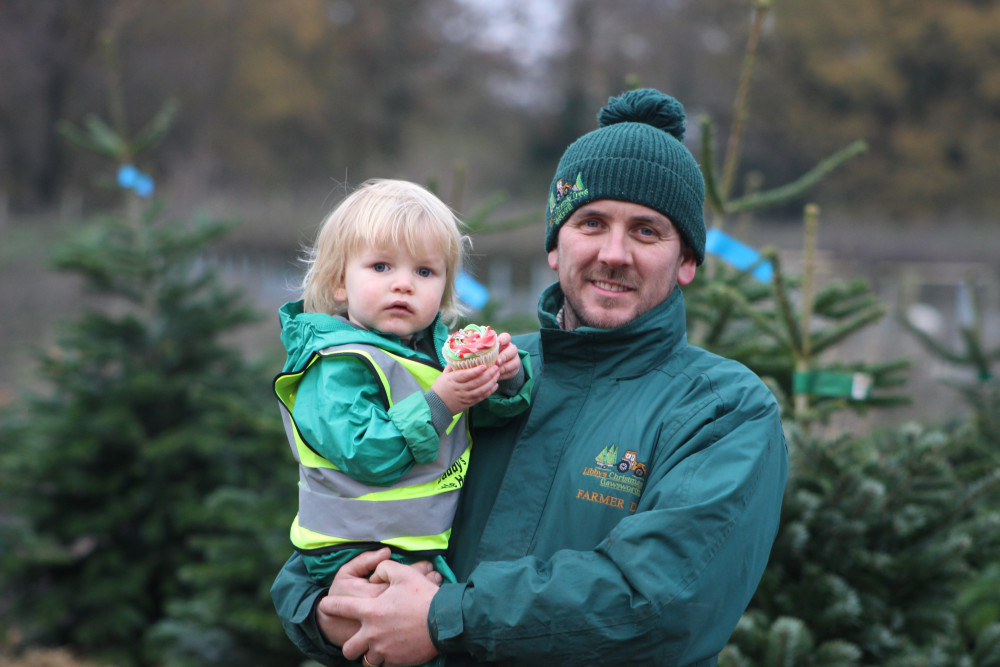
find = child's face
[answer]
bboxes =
[334,239,448,339]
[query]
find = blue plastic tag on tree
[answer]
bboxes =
[705,228,773,282]
[117,165,155,197]
[455,271,490,310]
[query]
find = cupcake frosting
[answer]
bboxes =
[442,324,498,361]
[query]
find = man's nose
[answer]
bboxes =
[598,229,631,265]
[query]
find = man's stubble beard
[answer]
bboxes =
[562,269,675,330]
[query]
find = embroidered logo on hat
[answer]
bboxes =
[547,173,588,228]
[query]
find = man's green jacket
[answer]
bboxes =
[271,284,788,666]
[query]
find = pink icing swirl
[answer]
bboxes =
[445,325,497,359]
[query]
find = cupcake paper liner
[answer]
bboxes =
[446,343,499,370]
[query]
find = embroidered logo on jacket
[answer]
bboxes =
[578,445,647,513]
[594,444,619,468]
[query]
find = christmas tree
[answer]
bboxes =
[0,36,298,666]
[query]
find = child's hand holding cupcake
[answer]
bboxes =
[432,325,521,415]
[441,324,500,369]
[493,331,522,382]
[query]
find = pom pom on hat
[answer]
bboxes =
[598,88,687,141]
[545,88,706,264]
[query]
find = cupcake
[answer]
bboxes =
[442,324,499,370]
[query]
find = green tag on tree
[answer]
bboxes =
[793,371,873,400]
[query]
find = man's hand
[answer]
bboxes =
[316,548,391,647]
[321,559,441,667]
[316,548,443,651]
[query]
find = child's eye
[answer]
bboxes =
[372,262,389,272]
[416,267,433,278]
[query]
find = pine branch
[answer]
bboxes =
[942,468,1000,526]
[700,263,774,346]
[800,205,819,359]
[809,304,888,355]
[131,99,180,155]
[868,358,912,388]
[699,115,726,215]
[703,294,738,347]
[814,281,881,320]
[862,395,913,408]
[726,140,868,214]
[763,617,813,665]
[57,115,127,158]
[768,250,805,354]
[709,282,792,347]
[958,327,993,379]
[719,0,770,201]
[898,314,970,365]
[818,294,882,320]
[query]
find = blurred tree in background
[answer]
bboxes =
[0,41,300,664]
[2,0,1000,220]
[754,0,1000,218]
[721,423,1000,667]
[683,4,1000,662]
[0,198,296,665]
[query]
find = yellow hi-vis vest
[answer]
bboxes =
[274,343,471,556]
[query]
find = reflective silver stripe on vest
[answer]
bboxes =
[278,405,301,463]
[298,468,459,542]
[290,343,468,543]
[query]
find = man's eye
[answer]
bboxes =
[416,267,433,278]
[637,227,655,237]
[372,263,389,272]
[583,219,601,228]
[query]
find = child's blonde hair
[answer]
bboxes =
[301,179,467,321]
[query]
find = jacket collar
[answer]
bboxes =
[278,300,446,371]
[535,282,688,377]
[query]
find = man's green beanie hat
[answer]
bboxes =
[544,88,706,264]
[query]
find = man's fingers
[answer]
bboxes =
[338,547,392,579]
[340,630,367,662]
[405,559,444,585]
[409,560,435,575]
[314,601,361,649]
[331,561,442,665]
[318,593,367,622]
[368,558,412,585]
[328,547,390,598]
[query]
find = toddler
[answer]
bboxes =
[273,179,532,610]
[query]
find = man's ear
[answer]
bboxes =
[547,247,559,272]
[677,249,697,286]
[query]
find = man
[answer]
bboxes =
[271,88,788,667]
